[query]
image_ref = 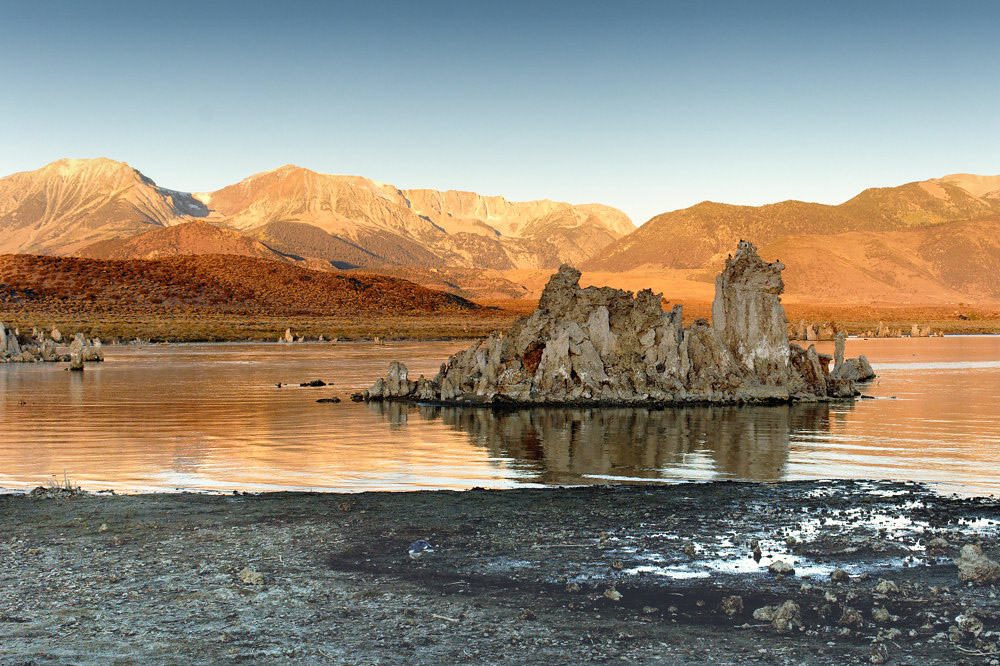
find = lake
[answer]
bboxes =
[1,336,998,495]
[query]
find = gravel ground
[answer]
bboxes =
[1,480,998,665]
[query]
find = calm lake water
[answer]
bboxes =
[1,337,998,496]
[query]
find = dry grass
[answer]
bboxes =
[0,311,519,342]
[0,253,518,341]
[0,253,476,316]
[485,299,1000,335]
[4,252,998,342]
[5,300,997,344]
[0,255,478,317]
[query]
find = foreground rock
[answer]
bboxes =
[0,322,104,365]
[955,544,1000,585]
[364,241,871,405]
[1,481,996,664]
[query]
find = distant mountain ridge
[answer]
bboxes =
[4,158,1000,305]
[0,158,208,255]
[587,174,1000,271]
[0,158,634,270]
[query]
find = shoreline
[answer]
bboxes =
[3,480,998,664]
[2,305,1000,343]
[1,476,996,499]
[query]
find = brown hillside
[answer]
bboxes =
[0,254,476,317]
[78,220,285,262]
[588,175,1000,272]
[765,218,1000,302]
[248,220,382,268]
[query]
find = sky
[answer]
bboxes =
[1,0,998,224]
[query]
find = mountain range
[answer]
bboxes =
[0,158,633,271]
[2,158,999,304]
[585,173,1000,302]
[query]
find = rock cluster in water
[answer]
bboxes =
[791,320,940,341]
[0,323,104,365]
[363,241,875,406]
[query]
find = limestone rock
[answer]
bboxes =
[6,328,21,357]
[835,355,876,383]
[384,361,415,398]
[237,566,264,586]
[955,544,1000,585]
[789,344,827,398]
[364,241,870,405]
[753,600,802,633]
[711,241,789,388]
[68,333,104,363]
[0,326,103,365]
[720,595,744,617]
[768,560,795,576]
[833,331,846,373]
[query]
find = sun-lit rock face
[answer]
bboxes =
[711,240,790,386]
[363,241,870,405]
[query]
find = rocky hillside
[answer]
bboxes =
[0,159,634,271]
[582,174,1000,303]
[765,218,1000,301]
[587,174,1000,272]
[0,254,475,316]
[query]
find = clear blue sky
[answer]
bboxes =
[2,0,998,224]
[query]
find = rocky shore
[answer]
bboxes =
[363,241,875,405]
[1,481,997,664]
[0,323,103,366]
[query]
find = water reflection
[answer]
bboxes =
[0,337,998,495]
[368,402,838,484]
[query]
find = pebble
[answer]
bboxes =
[830,568,850,583]
[873,579,899,595]
[238,567,264,586]
[769,560,795,576]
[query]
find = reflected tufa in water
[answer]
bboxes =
[366,402,838,484]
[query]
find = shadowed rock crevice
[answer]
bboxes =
[364,241,873,405]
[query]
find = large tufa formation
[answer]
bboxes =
[364,241,873,405]
[0,323,104,365]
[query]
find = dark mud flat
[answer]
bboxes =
[1,482,999,665]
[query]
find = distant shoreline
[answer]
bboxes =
[2,303,999,343]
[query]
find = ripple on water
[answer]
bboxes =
[0,337,999,494]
